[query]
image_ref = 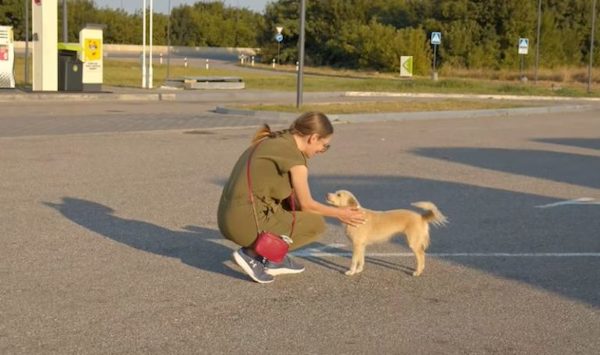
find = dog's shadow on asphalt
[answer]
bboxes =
[294,242,416,276]
[44,197,247,281]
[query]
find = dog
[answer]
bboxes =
[326,190,448,276]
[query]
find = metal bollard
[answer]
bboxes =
[206,59,209,70]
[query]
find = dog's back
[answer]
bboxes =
[351,208,417,243]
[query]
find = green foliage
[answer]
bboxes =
[1,0,262,47]
[170,2,263,47]
[0,0,25,40]
[1,0,598,73]
[259,0,598,73]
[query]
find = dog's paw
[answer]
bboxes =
[345,269,355,276]
[412,270,422,277]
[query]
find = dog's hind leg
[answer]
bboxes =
[409,236,427,276]
[412,247,425,276]
[346,242,366,276]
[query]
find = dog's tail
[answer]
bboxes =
[411,201,448,227]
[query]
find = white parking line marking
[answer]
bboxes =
[292,244,600,257]
[535,197,600,208]
[292,251,600,257]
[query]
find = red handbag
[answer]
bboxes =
[254,231,290,263]
[246,139,295,263]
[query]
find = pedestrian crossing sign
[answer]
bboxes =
[518,38,529,54]
[431,32,441,45]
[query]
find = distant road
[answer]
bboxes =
[14,41,258,62]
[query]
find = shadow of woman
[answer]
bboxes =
[44,197,246,280]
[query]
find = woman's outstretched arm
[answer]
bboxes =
[290,165,365,226]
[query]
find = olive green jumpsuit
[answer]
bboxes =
[218,132,326,250]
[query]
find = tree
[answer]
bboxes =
[0,0,26,40]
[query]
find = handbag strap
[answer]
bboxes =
[246,139,296,238]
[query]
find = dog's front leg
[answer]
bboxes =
[346,242,366,276]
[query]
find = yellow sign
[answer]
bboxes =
[84,38,101,61]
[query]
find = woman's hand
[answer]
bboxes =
[337,207,366,227]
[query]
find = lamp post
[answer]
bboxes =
[62,0,67,42]
[149,0,153,89]
[166,0,171,80]
[296,0,306,108]
[142,0,146,88]
[534,0,542,84]
[24,0,29,85]
[276,26,283,65]
[588,0,597,93]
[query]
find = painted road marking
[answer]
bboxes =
[536,197,600,208]
[292,251,600,258]
[291,244,600,257]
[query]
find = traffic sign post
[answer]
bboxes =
[431,32,441,81]
[518,38,529,82]
[275,26,283,66]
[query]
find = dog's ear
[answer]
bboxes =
[347,196,359,207]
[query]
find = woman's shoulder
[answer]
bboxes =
[263,131,294,150]
[260,133,306,164]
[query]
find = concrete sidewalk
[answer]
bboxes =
[0,86,346,103]
[3,85,600,105]
[2,86,598,139]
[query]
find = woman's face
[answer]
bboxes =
[304,134,332,158]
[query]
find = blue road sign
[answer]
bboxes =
[431,32,442,45]
[518,38,529,54]
[275,34,283,43]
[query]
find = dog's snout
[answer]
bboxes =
[326,192,338,205]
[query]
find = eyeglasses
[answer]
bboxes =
[320,143,331,153]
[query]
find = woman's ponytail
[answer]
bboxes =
[251,124,272,145]
[251,124,292,145]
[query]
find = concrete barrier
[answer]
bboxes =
[165,76,245,90]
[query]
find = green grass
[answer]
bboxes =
[237,100,528,114]
[12,57,599,97]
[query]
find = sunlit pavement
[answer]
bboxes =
[1,101,599,353]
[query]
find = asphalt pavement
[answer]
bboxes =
[1,91,599,354]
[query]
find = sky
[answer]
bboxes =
[94,0,272,14]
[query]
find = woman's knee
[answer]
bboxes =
[289,215,326,250]
[312,215,326,235]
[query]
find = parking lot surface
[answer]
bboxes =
[1,99,599,354]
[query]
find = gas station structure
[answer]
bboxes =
[16,0,104,92]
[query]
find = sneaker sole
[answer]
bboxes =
[232,251,274,284]
[265,267,305,276]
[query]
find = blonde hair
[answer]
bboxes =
[251,111,333,145]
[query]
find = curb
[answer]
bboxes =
[0,92,177,102]
[215,106,297,120]
[329,104,595,123]
[344,91,600,102]
[215,104,596,124]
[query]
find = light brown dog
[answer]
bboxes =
[327,190,448,276]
